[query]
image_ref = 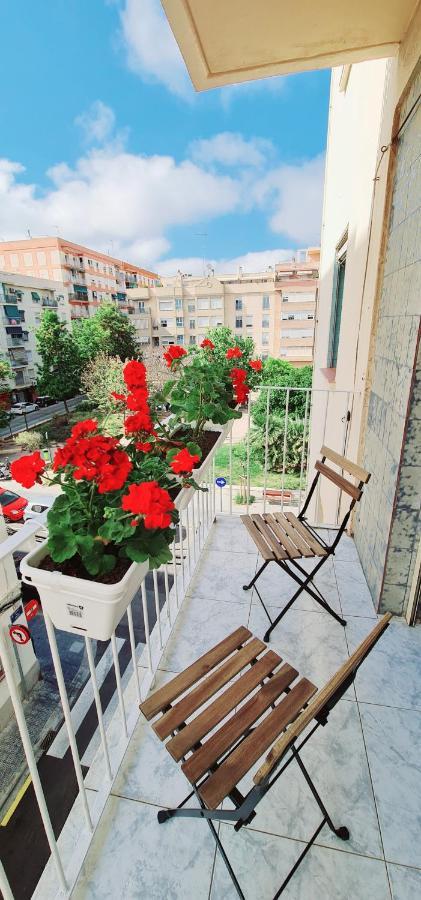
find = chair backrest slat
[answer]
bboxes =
[315,461,362,501]
[254,612,392,785]
[320,445,371,484]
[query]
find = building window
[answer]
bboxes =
[197,299,210,310]
[246,316,253,328]
[328,243,347,367]
[159,300,174,311]
[176,316,183,327]
[189,319,195,329]
[189,335,196,345]
[262,333,269,345]
[138,301,145,311]
[175,298,182,309]
[262,295,270,310]
[198,316,209,326]
[262,316,269,329]
[211,316,223,326]
[235,298,243,310]
[188,303,195,312]
[210,298,223,309]
[235,317,243,329]
[177,334,184,344]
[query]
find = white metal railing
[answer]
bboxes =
[0,457,218,899]
[214,386,358,526]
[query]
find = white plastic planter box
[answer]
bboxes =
[174,419,233,511]
[21,542,148,641]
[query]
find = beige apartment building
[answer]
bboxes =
[0,237,159,323]
[0,272,70,404]
[127,247,319,365]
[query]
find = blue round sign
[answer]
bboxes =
[215,477,227,488]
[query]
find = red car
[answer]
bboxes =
[0,487,28,522]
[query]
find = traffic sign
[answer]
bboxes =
[24,599,40,622]
[215,477,227,487]
[9,624,31,645]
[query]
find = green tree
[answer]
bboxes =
[81,352,126,414]
[251,414,306,474]
[36,312,82,415]
[73,304,140,363]
[252,358,312,426]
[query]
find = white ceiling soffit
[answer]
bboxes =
[161,0,418,90]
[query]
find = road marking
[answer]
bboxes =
[1,775,32,827]
[48,638,124,759]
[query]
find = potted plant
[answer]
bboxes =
[150,338,263,491]
[16,360,200,640]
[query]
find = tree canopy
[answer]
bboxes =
[36,311,82,411]
[252,358,312,425]
[81,352,126,414]
[73,304,140,363]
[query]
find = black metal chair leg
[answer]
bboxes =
[292,748,350,841]
[243,559,269,591]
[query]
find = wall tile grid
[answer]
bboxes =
[355,68,421,615]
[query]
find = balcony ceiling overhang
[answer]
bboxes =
[161,0,417,90]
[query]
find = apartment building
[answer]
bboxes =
[0,238,159,323]
[0,272,70,404]
[127,247,319,365]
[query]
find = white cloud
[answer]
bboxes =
[157,248,294,276]
[190,133,274,168]
[75,101,116,144]
[0,149,240,267]
[254,154,325,244]
[120,0,192,99]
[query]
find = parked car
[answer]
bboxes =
[0,487,28,521]
[36,396,56,408]
[10,402,39,415]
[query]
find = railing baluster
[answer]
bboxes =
[280,388,290,513]
[111,632,127,738]
[263,387,270,515]
[43,612,93,832]
[0,858,14,900]
[152,569,163,649]
[0,624,68,893]
[179,507,185,589]
[186,505,192,573]
[127,603,141,704]
[246,394,251,515]
[164,564,171,625]
[141,580,153,671]
[172,533,179,608]
[229,425,233,515]
[85,636,113,781]
[298,388,311,514]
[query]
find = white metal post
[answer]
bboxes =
[126,603,141,704]
[85,636,113,781]
[263,387,270,515]
[280,388,290,513]
[152,569,163,649]
[141,581,153,671]
[111,632,128,738]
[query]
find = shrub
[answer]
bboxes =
[15,430,44,452]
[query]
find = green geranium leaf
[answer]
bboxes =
[186,441,201,458]
[124,543,149,563]
[48,530,78,563]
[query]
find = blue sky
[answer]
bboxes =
[0,0,330,273]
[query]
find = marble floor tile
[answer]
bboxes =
[160,593,251,673]
[345,617,421,710]
[211,516,260,555]
[250,557,342,616]
[329,532,361,563]
[188,547,258,603]
[210,824,391,900]
[225,699,382,860]
[248,604,350,688]
[72,795,216,900]
[387,863,421,899]
[335,560,377,619]
[360,703,421,869]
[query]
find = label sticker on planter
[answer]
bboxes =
[67,603,84,619]
[10,605,24,624]
[215,477,227,487]
[9,624,31,645]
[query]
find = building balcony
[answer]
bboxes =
[2,512,419,899]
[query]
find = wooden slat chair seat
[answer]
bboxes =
[140,614,391,900]
[241,445,371,641]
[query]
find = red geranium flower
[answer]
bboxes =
[249,359,263,371]
[124,409,155,435]
[111,391,126,403]
[170,447,200,475]
[234,384,250,404]
[97,450,132,494]
[125,388,149,411]
[11,451,46,489]
[163,345,187,368]
[136,441,152,453]
[123,360,147,390]
[70,419,98,439]
[201,338,215,349]
[229,367,247,384]
[226,347,242,359]
[121,481,175,529]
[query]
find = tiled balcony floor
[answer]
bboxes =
[73,517,421,900]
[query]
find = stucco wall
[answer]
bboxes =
[354,64,421,613]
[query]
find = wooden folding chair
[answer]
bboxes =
[140,614,391,899]
[241,445,371,641]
